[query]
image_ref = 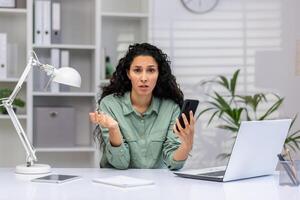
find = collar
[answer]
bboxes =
[122,92,160,116]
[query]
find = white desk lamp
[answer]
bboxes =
[0,51,81,174]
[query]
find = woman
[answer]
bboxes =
[89,43,196,170]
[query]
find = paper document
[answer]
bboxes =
[93,175,155,188]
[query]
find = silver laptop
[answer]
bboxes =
[174,119,292,182]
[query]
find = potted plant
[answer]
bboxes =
[197,69,300,158]
[0,88,25,114]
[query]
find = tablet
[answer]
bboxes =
[31,174,80,184]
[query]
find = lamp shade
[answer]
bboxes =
[52,67,81,87]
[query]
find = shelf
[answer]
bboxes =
[0,78,26,82]
[0,114,27,119]
[35,147,96,152]
[33,92,96,97]
[0,8,27,14]
[102,12,148,18]
[32,44,96,50]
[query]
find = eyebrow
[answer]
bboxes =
[132,65,157,68]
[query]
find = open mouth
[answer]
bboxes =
[139,85,149,88]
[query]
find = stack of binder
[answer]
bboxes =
[49,49,70,92]
[34,0,61,45]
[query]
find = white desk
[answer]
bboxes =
[0,168,299,200]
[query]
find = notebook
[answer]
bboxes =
[174,119,292,182]
[93,175,155,188]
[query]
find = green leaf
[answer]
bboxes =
[218,76,230,90]
[258,98,284,120]
[196,107,215,119]
[288,114,298,132]
[213,92,231,111]
[218,125,239,132]
[230,69,240,96]
[216,153,231,160]
[207,110,220,126]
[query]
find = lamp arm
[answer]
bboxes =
[2,55,49,167]
[2,101,37,166]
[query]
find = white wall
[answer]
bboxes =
[256,0,300,158]
[150,0,299,169]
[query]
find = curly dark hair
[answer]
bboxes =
[99,43,183,106]
[94,43,184,150]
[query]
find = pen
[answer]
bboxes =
[286,149,299,185]
[277,154,299,185]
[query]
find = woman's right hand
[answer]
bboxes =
[89,111,118,129]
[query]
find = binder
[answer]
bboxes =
[60,50,69,67]
[50,48,60,92]
[0,33,7,79]
[43,0,51,45]
[60,50,70,92]
[51,0,61,43]
[34,1,43,45]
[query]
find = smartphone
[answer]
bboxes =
[176,99,199,131]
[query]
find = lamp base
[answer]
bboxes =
[15,164,51,174]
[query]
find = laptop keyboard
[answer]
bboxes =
[198,170,226,177]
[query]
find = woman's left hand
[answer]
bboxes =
[173,111,196,153]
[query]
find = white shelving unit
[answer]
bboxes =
[0,0,150,168]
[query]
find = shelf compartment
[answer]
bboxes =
[33,96,96,149]
[32,48,96,93]
[0,13,27,78]
[101,17,148,79]
[48,0,96,45]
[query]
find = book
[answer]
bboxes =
[92,175,155,188]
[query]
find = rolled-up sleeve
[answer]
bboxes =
[162,104,186,170]
[99,101,130,169]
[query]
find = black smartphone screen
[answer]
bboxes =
[176,99,199,131]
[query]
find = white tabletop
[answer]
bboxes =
[0,168,299,200]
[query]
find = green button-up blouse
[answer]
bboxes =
[98,92,186,170]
